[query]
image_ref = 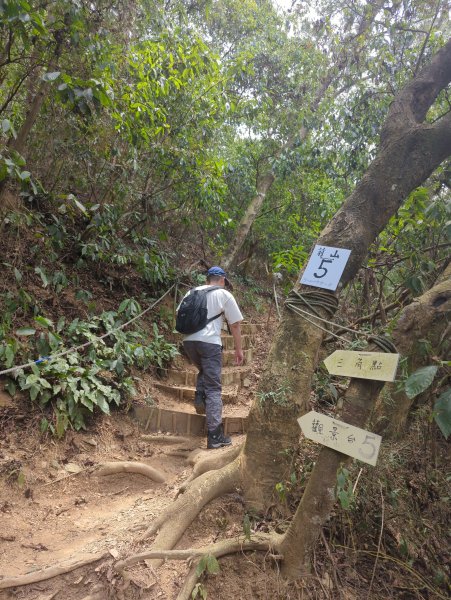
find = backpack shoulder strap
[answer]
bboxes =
[203,286,223,324]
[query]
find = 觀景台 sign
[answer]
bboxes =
[298,410,382,466]
[323,350,400,382]
[300,245,351,291]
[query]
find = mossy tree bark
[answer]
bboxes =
[376,262,451,437]
[240,39,451,512]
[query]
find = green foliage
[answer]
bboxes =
[0,306,178,435]
[433,388,451,440]
[232,274,266,313]
[273,245,309,277]
[402,363,450,440]
[275,471,297,504]
[195,553,220,578]
[75,204,174,284]
[373,189,450,299]
[275,481,287,503]
[257,384,291,408]
[0,0,48,41]
[313,368,339,408]
[0,149,40,194]
[16,357,125,435]
[55,73,113,119]
[404,366,438,400]
[242,513,252,541]
[191,583,207,600]
[115,30,225,141]
[336,466,355,510]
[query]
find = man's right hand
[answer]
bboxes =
[230,321,244,365]
[235,349,244,365]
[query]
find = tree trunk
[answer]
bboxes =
[222,172,275,271]
[240,39,451,511]
[0,39,62,207]
[279,371,385,578]
[0,77,49,206]
[279,262,450,577]
[376,262,451,437]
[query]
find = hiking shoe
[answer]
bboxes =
[207,424,232,449]
[194,391,206,415]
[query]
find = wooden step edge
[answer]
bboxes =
[154,383,239,403]
[158,368,247,387]
[133,405,248,436]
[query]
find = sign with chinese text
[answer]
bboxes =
[323,350,400,382]
[298,410,382,466]
[300,245,351,291]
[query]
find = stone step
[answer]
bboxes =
[223,347,253,366]
[173,347,253,369]
[159,367,250,387]
[222,321,262,335]
[154,383,239,404]
[221,334,252,350]
[134,404,248,436]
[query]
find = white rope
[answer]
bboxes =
[273,283,281,319]
[0,285,175,377]
[285,302,351,344]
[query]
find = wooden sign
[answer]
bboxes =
[323,350,400,382]
[298,410,382,466]
[300,245,351,291]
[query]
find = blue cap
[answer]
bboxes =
[206,266,233,289]
[207,266,227,277]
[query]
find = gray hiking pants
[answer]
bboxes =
[183,341,222,431]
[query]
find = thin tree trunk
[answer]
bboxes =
[279,371,384,578]
[222,172,275,270]
[0,41,61,207]
[0,77,49,206]
[221,0,385,270]
[376,262,451,437]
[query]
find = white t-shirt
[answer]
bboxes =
[181,285,243,345]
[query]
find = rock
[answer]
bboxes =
[0,390,14,408]
[64,462,83,473]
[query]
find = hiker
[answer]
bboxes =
[177,266,244,449]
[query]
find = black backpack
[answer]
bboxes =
[175,286,222,334]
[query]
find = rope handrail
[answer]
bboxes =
[0,285,175,377]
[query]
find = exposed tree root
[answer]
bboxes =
[177,444,241,495]
[141,434,194,445]
[115,533,281,571]
[95,461,165,483]
[165,450,193,459]
[137,457,241,570]
[0,552,109,589]
[2,451,270,596]
[176,564,199,600]
[185,448,205,464]
[115,535,282,600]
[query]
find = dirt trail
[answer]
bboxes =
[0,320,273,599]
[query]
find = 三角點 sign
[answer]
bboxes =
[323,350,400,382]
